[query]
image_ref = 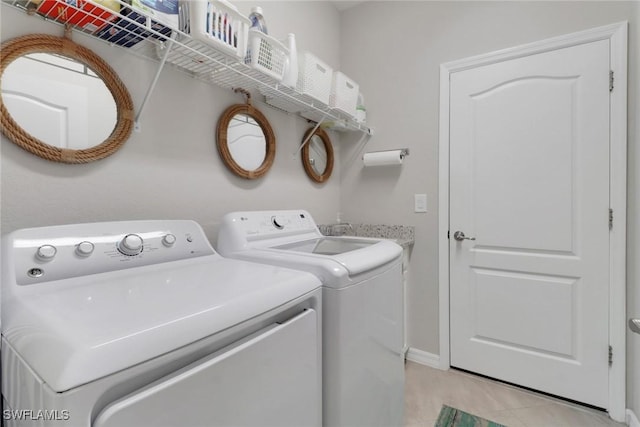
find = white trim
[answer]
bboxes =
[607,22,628,424]
[438,21,628,421]
[406,348,441,369]
[438,61,451,372]
[628,409,640,427]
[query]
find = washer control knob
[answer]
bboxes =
[162,233,177,247]
[271,216,285,230]
[76,241,95,257]
[36,244,57,261]
[118,234,143,256]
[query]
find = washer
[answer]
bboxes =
[217,210,405,427]
[1,220,322,427]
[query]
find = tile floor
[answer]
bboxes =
[404,361,626,427]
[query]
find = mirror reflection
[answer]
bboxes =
[301,127,333,183]
[227,114,267,171]
[216,102,276,180]
[308,135,328,175]
[1,53,117,150]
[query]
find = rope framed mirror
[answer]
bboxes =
[0,33,134,163]
[301,127,334,183]
[216,92,276,180]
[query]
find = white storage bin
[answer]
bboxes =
[297,52,333,105]
[186,0,250,59]
[245,29,289,81]
[330,72,359,117]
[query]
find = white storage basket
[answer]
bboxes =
[245,29,289,82]
[297,52,333,105]
[330,72,359,117]
[186,0,250,59]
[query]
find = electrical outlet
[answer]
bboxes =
[414,194,427,213]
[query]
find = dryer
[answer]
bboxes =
[217,210,404,427]
[1,220,322,427]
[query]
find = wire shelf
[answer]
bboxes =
[2,0,371,134]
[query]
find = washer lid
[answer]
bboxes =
[1,256,320,392]
[226,237,402,287]
[273,237,377,255]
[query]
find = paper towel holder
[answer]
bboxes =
[364,148,410,158]
[362,148,410,167]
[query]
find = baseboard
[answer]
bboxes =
[405,348,440,369]
[628,409,640,427]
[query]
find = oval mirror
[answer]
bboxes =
[301,127,334,183]
[0,34,134,163]
[216,103,275,179]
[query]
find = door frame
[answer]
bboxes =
[438,22,628,421]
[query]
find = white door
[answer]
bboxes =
[449,39,610,407]
[2,63,88,149]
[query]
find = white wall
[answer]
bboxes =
[339,0,638,413]
[0,1,342,241]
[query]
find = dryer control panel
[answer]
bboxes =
[4,220,215,285]
[219,210,319,244]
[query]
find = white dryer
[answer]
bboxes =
[217,210,405,427]
[1,220,322,427]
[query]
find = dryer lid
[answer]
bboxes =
[1,256,320,392]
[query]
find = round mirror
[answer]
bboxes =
[301,127,333,183]
[216,103,275,179]
[0,34,134,163]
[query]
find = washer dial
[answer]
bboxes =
[271,216,285,230]
[118,234,144,256]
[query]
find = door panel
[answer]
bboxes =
[473,77,577,253]
[2,72,88,149]
[94,309,320,427]
[449,40,610,407]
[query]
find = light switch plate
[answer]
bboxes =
[414,194,427,213]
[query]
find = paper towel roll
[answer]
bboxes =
[363,150,404,166]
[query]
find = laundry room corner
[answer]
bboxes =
[0,1,344,243]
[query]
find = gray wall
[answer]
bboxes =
[0,1,343,240]
[339,0,639,414]
[2,0,639,417]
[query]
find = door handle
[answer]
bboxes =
[630,319,640,335]
[453,231,476,241]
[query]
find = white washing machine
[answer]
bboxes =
[1,220,322,427]
[217,210,405,427]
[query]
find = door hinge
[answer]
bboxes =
[610,70,614,92]
[609,345,613,366]
[609,208,613,230]
[447,230,450,239]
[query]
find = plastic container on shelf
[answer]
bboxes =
[130,0,178,31]
[36,0,120,33]
[185,0,250,59]
[355,93,366,123]
[245,29,289,81]
[96,2,173,48]
[330,72,359,117]
[282,33,298,88]
[296,52,333,105]
[248,6,268,33]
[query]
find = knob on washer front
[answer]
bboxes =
[36,244,57,261]
[271,216,285,230]
[76,241,95,257]
[118,234,144,256]
[162,234,177,247]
